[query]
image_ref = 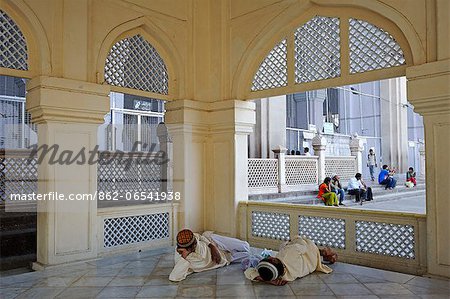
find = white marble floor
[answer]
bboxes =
[1,246,449,299]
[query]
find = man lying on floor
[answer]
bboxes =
[169,229,251,281]
[244,236,337,286]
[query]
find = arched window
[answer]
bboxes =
[251,16,406,92]
[349,18,406,73]
[294,16,340,84]
[105,34,169,95]
[251,39,287,91]
[0,10,29,71]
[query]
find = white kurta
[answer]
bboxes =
[204,231,251,262]
[244,236,332,282]
[169,233,229,282]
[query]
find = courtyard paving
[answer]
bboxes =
[347,193,426,214]
[1,246,449,299]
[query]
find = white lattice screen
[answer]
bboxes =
[299,215,346,249]
[97,155,161,195]
[356,221,415,259]
[103,212,170,248]
[105,35,169,95]
[251,39,287,91]
[251,16,407,92]
[349,18,406,73]
[252,211,290,241]
[0,10,28,71]
[285,158,318,185]
[294,16,340,83]
[325,157,356,182]
[248,159,278,188]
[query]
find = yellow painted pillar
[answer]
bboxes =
[26,76,110,268]
[406,59,450,278]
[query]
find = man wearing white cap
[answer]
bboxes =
[244,236,335,285]
[169,229,251,282]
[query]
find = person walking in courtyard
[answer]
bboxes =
[367,148,378,181]
[347,173,373,202]
[244,235,336,285]
[378,165,397,190]
[331,175,345,205]
[169,229,251,281]
[317,177,339,206]
[406,167,417,186]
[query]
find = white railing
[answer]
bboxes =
[97,203,178,255]
[248,155,358,194]
[248,158,278,189]
[238,201,427,275]
[325,156,357,182]
[285,156,318,185]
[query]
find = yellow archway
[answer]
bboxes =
[232,2,425,100]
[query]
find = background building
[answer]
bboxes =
[249,77,424,178]
[0,75,165,152]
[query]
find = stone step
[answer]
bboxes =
[0,205,37,271]
[0,253,35,271]
[0,211,37,232]
[251,183,425,203]
[249,188,318,201]
[0,228,36,258]
[260,188,425,206]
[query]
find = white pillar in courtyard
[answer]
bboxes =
[26,76,110,268]
[312,134,327,183]
[350,134,364,174]
[249,96,286,158]
[272,145,287,193]
[380,78,409,172]
[418,144,426,179]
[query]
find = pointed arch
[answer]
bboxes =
[96,16,182,100]
[233,2,425,100]
[251,39,287,91]
[0,10,28,71]
[0,0,51,78]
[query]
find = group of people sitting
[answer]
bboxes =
[169,229,337,285]
[317,173,373,206]
[318,165,418,205]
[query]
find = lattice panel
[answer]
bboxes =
[0,10,28,71]
[356,221,415,259]
[294,16,340,83]
[1,156,37,201]
[252,211,290,241]
[97,156,161,194]
[103,212,170,248]
[285,158,318,185]
[299,215,346,249]
[251,39,287,91]
[248,159,278,188]
[349,18,406,74]
[105,35,168,95]
[325,158,356,182]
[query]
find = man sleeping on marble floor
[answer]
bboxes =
[168,229,337,285]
